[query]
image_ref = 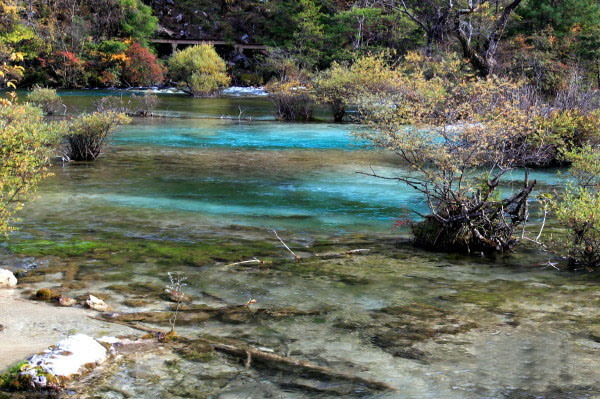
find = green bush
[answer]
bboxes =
[168,44,231,97]
[65,112,131,161]
[26,86,65,115]
[313,55,397,122]
[554,187,600,270]
[551,145,600,270]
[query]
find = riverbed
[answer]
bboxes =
[0,90,599,399]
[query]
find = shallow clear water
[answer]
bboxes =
[1,91,599,399]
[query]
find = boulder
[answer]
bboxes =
[85,295,111,312]
[0,268,17,288]
[19,334,110,390]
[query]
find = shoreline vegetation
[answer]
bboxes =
[1,0,599,396]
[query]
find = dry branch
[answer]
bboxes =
[273,230,301,260]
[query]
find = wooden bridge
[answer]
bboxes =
[150,38,268,55]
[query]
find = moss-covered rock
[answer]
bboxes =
[32,288,61,302]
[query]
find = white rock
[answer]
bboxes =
[0,269,17,288]
[21,334,109,389]
[85,295,110,312]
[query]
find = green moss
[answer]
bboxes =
[106,282,163,297]
[7,240,104,257]
[123,298,151,307]
[4,236,280,267]
[442,280,555,310]
[0,361,28,391]
[175,340,215,362]
[452,291,504,308]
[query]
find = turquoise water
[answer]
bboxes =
[115,119,362,149]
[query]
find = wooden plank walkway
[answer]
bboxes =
[150,38,268,54]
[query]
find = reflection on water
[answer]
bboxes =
[2,91,599,399]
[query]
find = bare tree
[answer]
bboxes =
[384,0,522,75]
[453,0,523,76]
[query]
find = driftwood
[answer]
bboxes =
[316,249,371,259]
[88,316,395,391]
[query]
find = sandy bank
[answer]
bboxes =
[0,289,136,371]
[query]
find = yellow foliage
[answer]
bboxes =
[168,44,231,97]
[110,53,128,62]
[0,103,65,235]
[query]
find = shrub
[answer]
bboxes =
[0,102,65,234]
[168,44,231,97]
[65,112,130,161]
[26,86,65,115]
[550,145,600,270]
[237,72,264,87]
[122,43,166,87]
[532,109,600,165]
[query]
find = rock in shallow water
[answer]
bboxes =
[0,269,17,288]
[19,334,110,390]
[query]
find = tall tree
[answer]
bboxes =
[383,0,453,55]
[292,0,326,68]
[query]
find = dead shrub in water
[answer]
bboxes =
[270,90,313,121]
[357,53,558,254]
[267,80,313,121]
[95,92,158,117]
[65,112,130,161]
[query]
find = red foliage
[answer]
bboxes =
[100,70,119,87]
[122,43,166,87]
[391,218,413,232]
[57,51,82,66]
[48,51,86,87]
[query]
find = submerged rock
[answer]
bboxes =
[17,334,110,390]
[85,295,111,312]
[0,269,17,288]
[58,296,77,307]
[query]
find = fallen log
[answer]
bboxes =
[89,316,395,392]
